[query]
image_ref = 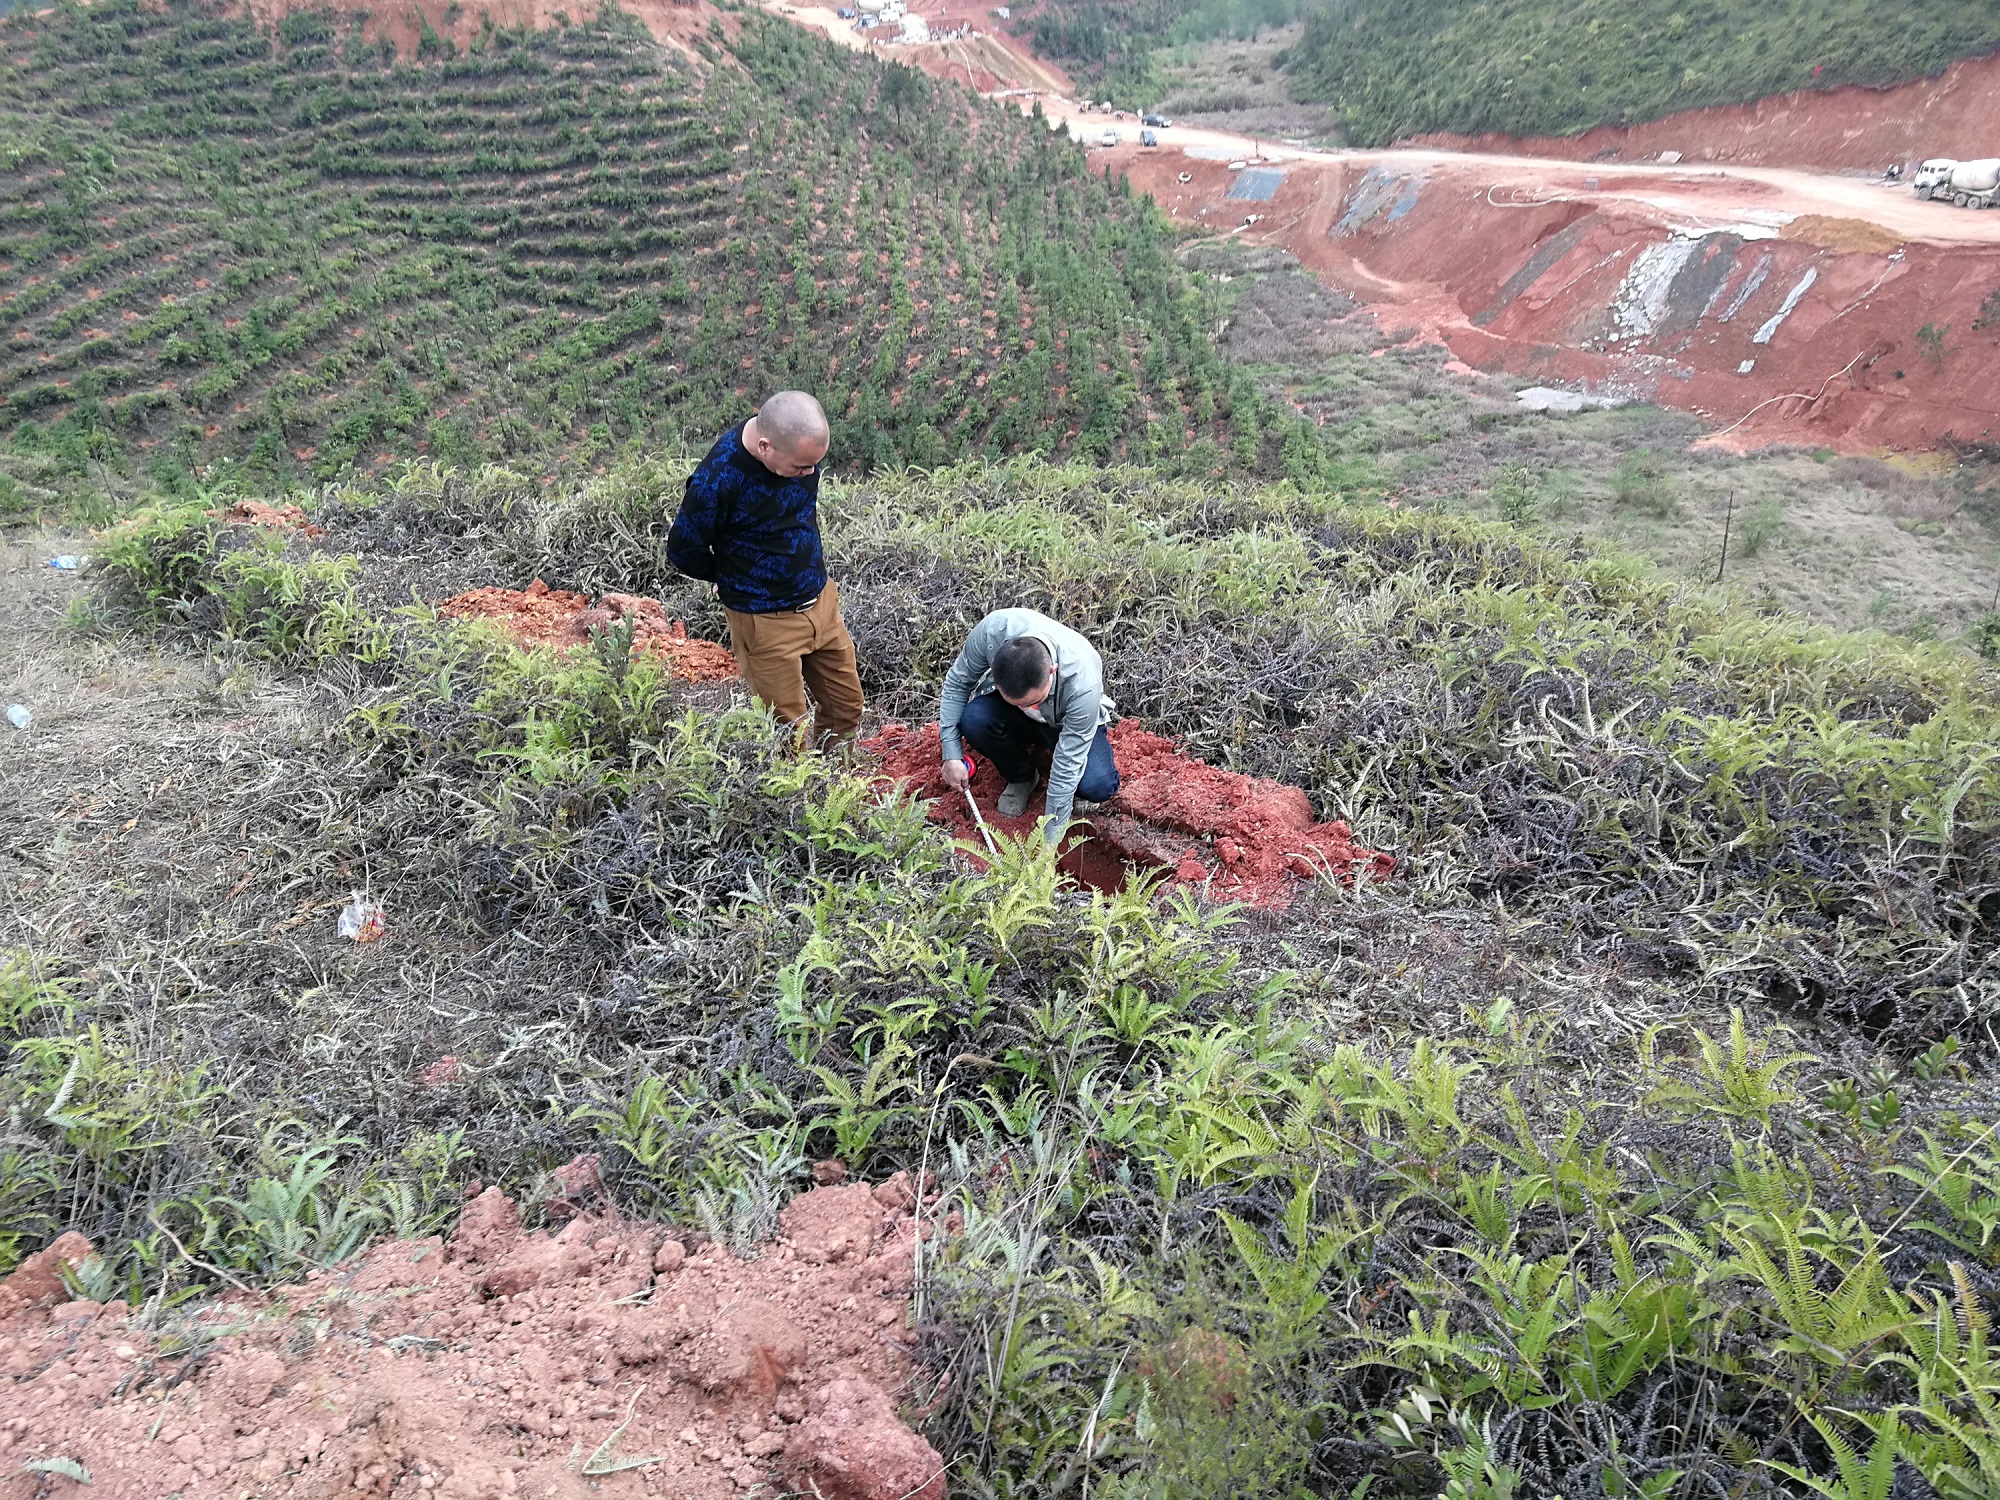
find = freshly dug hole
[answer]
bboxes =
[864,719,1393,908]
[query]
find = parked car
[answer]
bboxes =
[1141,114,1170,128]
[1140,129,1158,148]
[1100,128,1119,147]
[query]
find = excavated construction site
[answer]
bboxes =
[816,30,1995,458]
[1107,130,2000,456]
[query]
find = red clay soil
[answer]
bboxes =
[864,718,1393,909]
[216,499,329,540]
[1411,49,2000,172]
[0,1172,949,1500]
[1114,143,2000,455]
[439,581,740,683]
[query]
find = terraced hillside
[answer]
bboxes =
[0,0,1273,486]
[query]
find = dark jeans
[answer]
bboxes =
[959,693,1121,801]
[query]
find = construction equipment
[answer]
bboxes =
[1913,157,1999,208]
[1913,158,1958,194]
[1946,159,2000,208]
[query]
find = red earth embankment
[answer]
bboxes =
[0,1174,947,1500]
[865,718,1393,908]
[1409,49,2000,172]
[440,581,741,682]
[1118,146,2000,454]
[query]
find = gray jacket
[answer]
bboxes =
[939,608,1114,841]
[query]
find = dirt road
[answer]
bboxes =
[1047,105,2000,249]
[743,0,1069,93]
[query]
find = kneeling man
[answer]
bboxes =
[939,608,1118,844]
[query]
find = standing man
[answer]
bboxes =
[668,392,864,749]
[938,608,1119,844]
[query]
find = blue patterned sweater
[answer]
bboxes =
[667,424,827,613]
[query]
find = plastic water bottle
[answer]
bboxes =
[46,555,86,570]
[6,705,30,730]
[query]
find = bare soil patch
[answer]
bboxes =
[0,1177,946,1500]
[1779,215,1907,255]
[865,717,1393,907]
[439,582,740,682]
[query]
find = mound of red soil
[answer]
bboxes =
[440,580,740,683]
[0,1175,947,1500]
[864,718,1393,909]
[215,499,328,540]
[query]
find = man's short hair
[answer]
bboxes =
[757,390,829,457]
[993,636,1052,700]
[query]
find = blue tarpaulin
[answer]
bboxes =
[1226,168,1283,202]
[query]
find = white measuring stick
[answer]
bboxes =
[960,788,1000,856]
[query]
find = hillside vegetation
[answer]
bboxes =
[1284,0,2000,143]
[1019,0,2000,145]
[7,5,2000,1499]
[0,0,1309,490]
[6,456,2000,1497]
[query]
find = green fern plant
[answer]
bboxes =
[1641,1011,1808,1130]
[1758,1409,1898,1500]
[1218,1175,1356,1341]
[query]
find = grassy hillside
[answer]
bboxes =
[1019,0,1311,99]
[1284,0,2000,143]
[0,0,1311,489]
[7,455,2000,1496]
[1021,0,2000,144]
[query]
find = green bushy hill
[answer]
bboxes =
[1020,0,2000,145]
[0,0,1296,488]
[1019,0,1309,98]
[1284,0,2000,143]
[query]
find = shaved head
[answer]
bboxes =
[757,391,830,459]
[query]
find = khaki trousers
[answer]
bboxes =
[724,580,865,747]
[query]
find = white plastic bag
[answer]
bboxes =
[337,893,387,942]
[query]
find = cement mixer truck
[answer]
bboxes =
[1913,158,2000,208]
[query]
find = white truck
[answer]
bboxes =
[1913,157,1999,208]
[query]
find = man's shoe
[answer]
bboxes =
[997,779,1037,817]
